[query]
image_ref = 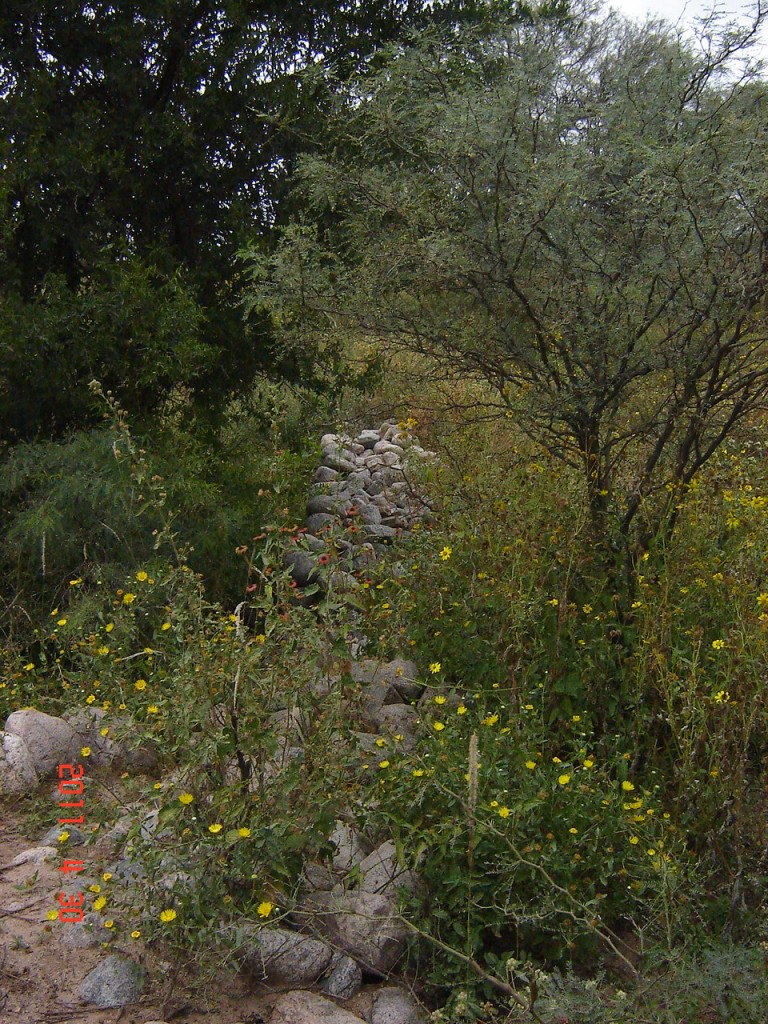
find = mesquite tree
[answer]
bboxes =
[245,1,768,580]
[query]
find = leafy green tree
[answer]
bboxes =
[0,0,486,440]
[247,1,768,586]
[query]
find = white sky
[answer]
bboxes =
[606,0,768,62]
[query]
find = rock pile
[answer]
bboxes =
[285,421,435,593]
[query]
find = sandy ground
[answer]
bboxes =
[0,794,380,1024]
[0,802,270,1024]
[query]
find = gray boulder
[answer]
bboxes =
[285,550,320,587]
[356,841,420,899]
[78,955,145,1008]
[308,493,346,516]
[60,912,115,949]
[329,821,370,873]
[372,705,418,749]
[373,441,405,456]
[270,991,365,1024]
[312,465,340,484]
[369,987,426,1024]
[66,706,158,771]
[321,954,363,999]
[363,525,398,543]
[305,512,336,535]
[303,890,407,975]
[0,731,38,795]
[352,660,423,710]
[359,504,383,525]
[240,925,334,986]
[356,430,381,449]
[40,824,86,846]
[322,453,358,474]
[320,432,351,449]
[298,532,326,552]
[3,845,58,869]
[5,709,78,777]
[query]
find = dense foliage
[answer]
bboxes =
[2,3,768,1021]
[250,1,768,583]
[0,0,483,439]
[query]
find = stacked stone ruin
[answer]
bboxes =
[284,420,435,594]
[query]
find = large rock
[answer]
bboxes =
[362,524,399,543]
[356,841,420,899]
[322,453,358,474]
[312,465,340,484]
[319,432,349,448]
[359,503,383,525]
[240,925,334,986]
[351,660,423,717]
[308,494,346,516]
[74,708,157,771]
[373,441,405,457]
[356,430,381,449]
[305,513,336,536]
[63,707,123,768]
[303,891,407,975]
[3,845,58,869]
[321,954,363,999]
[0,731,38,795]
[373,705,418,748]
[299,532,327,552]
[369,987,426,1024]
[285,550,320,587]
[5,709,78,777]
[78,955,145,1008]
[61,912,116,949]
[40,824,86,846]
[329,821,370,873]
[270,991,364,1024]
[381,660,422,702]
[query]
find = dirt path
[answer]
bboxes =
[0,801,274,1024]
